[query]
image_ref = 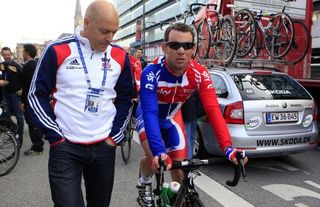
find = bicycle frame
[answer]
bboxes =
[153,154,247,207]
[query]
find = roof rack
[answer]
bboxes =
[198,58,291,72]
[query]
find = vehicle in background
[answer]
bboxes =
[195,68,319,158]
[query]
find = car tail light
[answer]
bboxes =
[314,100,318,121]
[224,101,244,124]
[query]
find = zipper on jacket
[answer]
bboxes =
[167,80,179,118]
[90,52,94,60]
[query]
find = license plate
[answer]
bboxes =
[266,112,298,124]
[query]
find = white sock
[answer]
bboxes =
[139,175,152,184]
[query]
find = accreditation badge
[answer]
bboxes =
[84,88,102,113]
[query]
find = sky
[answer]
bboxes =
[0,0,114,51]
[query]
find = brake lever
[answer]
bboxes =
[238,155,248,182]
[226,151,248,187]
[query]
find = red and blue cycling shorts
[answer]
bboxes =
[136,105,187,160]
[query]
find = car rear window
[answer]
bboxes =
[231,73,312,100]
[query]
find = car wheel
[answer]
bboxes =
[193,126,210,159]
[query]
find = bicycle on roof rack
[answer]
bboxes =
[231,1,295,60]
[137,151,247,207]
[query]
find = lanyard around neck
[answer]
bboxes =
[75,38,107,91]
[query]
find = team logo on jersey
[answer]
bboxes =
[146,72,156,82]
[159,88,171,95]
[201,71,210,81]
[101,54,112,71]
[145,83,154,90]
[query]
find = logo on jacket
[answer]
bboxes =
[70,59,80,65]
[159,88,171,95]
[201,71,210,81]
[146,72,156,82]
[101,53,112,71]
[67,59,82,70]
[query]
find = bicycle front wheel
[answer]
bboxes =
[215,15,237,65]
[186,194,205,207]
[234,9,256,57]
[0,126,19,177]
[196,19,211,59]
[282,19,310,65]
[121,118,134,164]
[265,12,294,59]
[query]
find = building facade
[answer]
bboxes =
[114,0,206,61]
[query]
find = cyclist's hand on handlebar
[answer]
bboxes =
[153,153,172,171]
[224,146,248,165]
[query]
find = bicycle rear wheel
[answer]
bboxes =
[215,15,237,65]
[282,19,310,65]
[234,9,256,57]
[121,117,134,164]
[186,194,205,207]
[265,12,294,58]
[191,23,199,59]
[0,119,21,149]
[196,19,211,59]
[0,126,19,177]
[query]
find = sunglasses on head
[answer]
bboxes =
[166,42,195,50]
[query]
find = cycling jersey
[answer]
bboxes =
[128,55,142,93]
[27,26,133,145]
[139,57,232,157]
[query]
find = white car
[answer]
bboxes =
[195,68,319,158]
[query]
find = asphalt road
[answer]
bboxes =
[1,129,319,207]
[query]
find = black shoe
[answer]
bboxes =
[136,182,153,207]
[24,149,43,156]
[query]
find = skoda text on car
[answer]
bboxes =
[195,68,319,158]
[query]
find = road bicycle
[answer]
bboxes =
[0,100,20,177]
[196,3,237,65]
[121,99,139,164]
[121,113,134,164]
[0,100,21,149]
[138,152,247,207]
[233,4,294,59]
[0,125,19,177]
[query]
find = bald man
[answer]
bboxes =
[27,1,134,206]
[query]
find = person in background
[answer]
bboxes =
[27,1,134,206]
[181,90,204,159]
[123,46,142,93]
[0,47,24,146]
[20,44,44,156]
[135,47,148,69]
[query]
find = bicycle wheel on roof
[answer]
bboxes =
[265,12,294,59]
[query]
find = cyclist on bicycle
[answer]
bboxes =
[136,22,247,206]
[123,46,141,121]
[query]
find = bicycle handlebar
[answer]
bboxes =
[169,151,247,187]
[189,3,217,14]
[226,152,248,186]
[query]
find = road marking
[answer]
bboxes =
[250,161,299,172]
[262,184,320,201]
[194,172,255,207]
[305,180,320,190]
[133,133,254,206]
[295,203,309,207]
